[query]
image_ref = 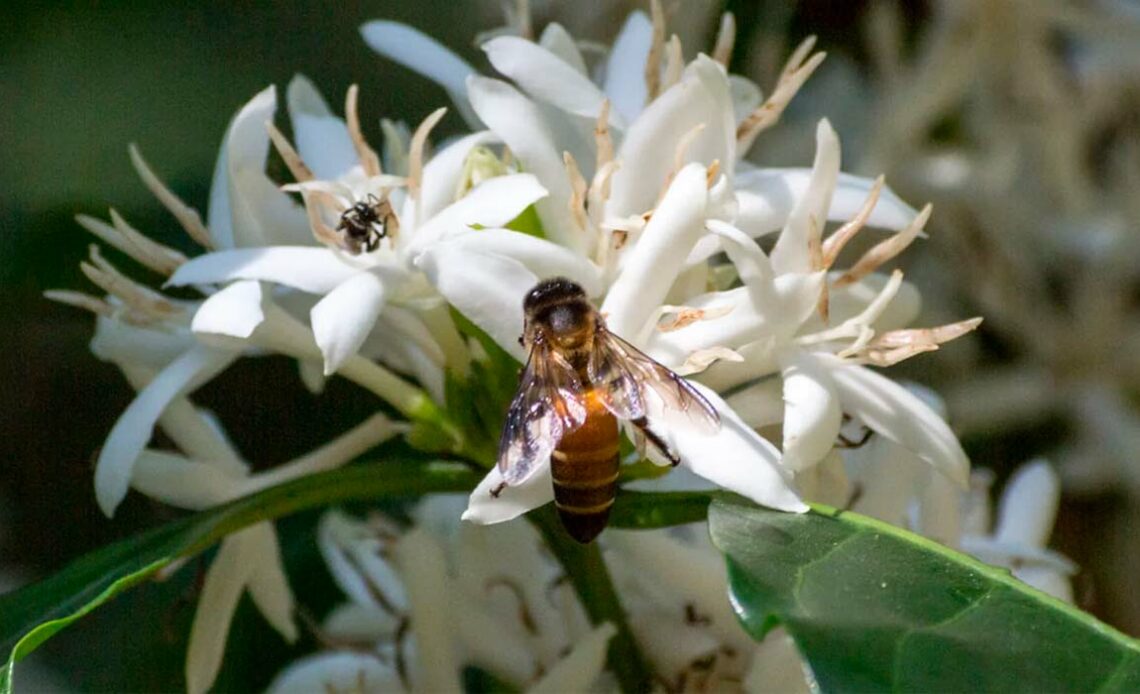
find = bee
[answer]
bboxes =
[497,277,720,543]
[337,193,394,254]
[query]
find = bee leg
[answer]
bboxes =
[630,416,680,466]
[490,482,507,498]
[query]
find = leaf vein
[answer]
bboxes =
[891,583,1000,683]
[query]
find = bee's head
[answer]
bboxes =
[524,277,585,313]
[523,278,594,352]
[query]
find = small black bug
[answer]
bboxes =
[337,193,390,254]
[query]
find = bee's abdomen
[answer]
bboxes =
[551,403,619,544]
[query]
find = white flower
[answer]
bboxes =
[166,77,597,392]
[682,121,979,492]
[960,460,1077,602]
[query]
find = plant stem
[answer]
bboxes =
[529,507,653,692]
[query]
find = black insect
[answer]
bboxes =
[337,194,391,254]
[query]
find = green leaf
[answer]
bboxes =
[609,489,712,530]
[0,460,480,694]
[709,496,1140,692]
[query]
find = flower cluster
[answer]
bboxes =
[47,1,1036,690]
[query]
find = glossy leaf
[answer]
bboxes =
[709,496,1140,692]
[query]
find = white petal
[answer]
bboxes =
[961,537,1077,575]
[311,272,387,375]
[317,511,379,608]
[267,652,403,694]
[770,120,840,274]
[466,76,582,252]
[462,463,554,525]
[360,20,480,127]
[349,543,410,613]
[608,57,736,218]
[602,10,652,122]
[168,247,357,294]
[779,350,843,471]
[667,383,807,512]
[629,609,719,677]
[602,163,708,337]
[916,466,962,547]
[733,168,918,241]
[131,449,237,510]
[323,603,400,642]
[994,460,1060,548]
[1013,565,1074,603]
[435,229,602,297]
[525,623,616,693]
[845,436,924,526]
[245,524,299,642]
[186,528,259,694]
[539,22,587,74]
[298,360,327,394]
[745,629,813,694]
[484,37,623,126]
[824,357,970,487]
[286,75,357,180]
[191,279,266,339]
[392,529,462,693]
[416,247,535,361]
[208,86,312,249]
[405,173,549,254]
[607,529,752,652]
[95,346,237,517]
[452,588,539,684]
[454,521,567,662]
[417,130,500,225]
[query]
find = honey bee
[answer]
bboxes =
[497,277,720,543]
[337,193,394,254]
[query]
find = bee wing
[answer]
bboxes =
[498,342,587,486]
[588,329,720,433]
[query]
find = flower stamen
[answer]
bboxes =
[265,120,315,183]
[711,12,736,67]
[594,100,614,171]
[821,175,884,270]
[43,289,114,316]
[835,203,931,287]
[80,245,182,322]
[128,144,213,249]
[563,151,590,235]
[662,35,684,91]
[346,85,383,177]
[737,36,826,152]
[644,0,667,100]
[407,107,448,205]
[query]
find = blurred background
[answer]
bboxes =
[2,0,1138,689]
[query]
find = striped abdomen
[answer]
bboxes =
[551,389,619,544]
